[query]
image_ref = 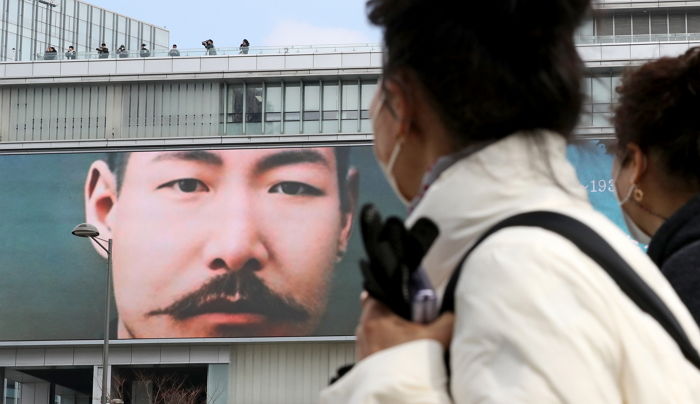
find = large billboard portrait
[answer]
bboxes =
[0,140,630,342]
[0,146,403,341]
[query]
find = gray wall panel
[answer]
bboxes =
[229,342,354,404]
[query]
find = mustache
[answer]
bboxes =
[147,269,310,323]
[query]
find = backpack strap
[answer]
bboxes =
[439,211,700,371]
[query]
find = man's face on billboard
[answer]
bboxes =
[84,148,356,338]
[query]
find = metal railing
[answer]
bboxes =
[577,33,700,44]
[23,43,382,62]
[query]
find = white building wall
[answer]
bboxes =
[229,342,354,404]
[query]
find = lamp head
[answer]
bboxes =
[72,223,100,238]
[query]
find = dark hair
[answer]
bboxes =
[614,46,700,188]
[106,148,352,211]
[367,0,590,145]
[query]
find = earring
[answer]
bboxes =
[336,250,345,263]
[633,186,644,202]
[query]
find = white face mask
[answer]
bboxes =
[379,135,410,205]
[372,91,412,206]
[613,166,651,245]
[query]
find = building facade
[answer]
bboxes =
[0,0,169,62]
[0,1,699,404]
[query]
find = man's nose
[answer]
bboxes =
[202,198,270,272]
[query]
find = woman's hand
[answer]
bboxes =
[355,294,455,361]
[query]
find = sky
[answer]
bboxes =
[85,0,381,50]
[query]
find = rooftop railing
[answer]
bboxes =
[576,33,700,44]
[21,43,382,62]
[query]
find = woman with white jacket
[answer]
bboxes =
[320,0,700,402]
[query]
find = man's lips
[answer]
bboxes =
[174,297,270,321]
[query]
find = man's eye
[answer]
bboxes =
[158,179,209,193]
[269,181,323,196]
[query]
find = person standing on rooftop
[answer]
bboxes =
[139,44,150,58]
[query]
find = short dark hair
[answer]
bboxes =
[367,0,590,145]
[106,148,352,211]
[614,46,700,187]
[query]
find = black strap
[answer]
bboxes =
[439,211,700,371]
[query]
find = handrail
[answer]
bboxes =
[7,43,383,62]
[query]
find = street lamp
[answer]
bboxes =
[72,223,112,404]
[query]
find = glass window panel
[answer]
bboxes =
[612,75,623,102]
[592,112,612,127]
[304,83,319,111]
[303,120,320,134]
[23,3,34,28]
[284,121,300,134]
[632,12,650,35]
[105,13,114,29]
[322,121,339,133]
[323,111,338,120]
[651,11,667,34]
[265,121,281,134]
[92,24,102,42]
[689,12,700,33]
[245,83,263,134]
[117,16,126,33]
[361,82,378,110]
[342,111,359,120]
[8,0,18,24]
[591,77,612,104]
[155,28,169,47]
[342,82,359,110]
[79,3,88,20]
[227,84,243,123]
[303,111,320,120]
[143,27,152,43]
[596,15,613,36]
[66,0,75,17]
[130,21,139,38]
[285,84,301,111]
[91,7,100,24]
[265,112,281,122]
[265,84,282,113]
[614,13,631,36]
[578,18,594,36]
[669,12,686,34]
[341,120,358,133]
[285,112,300,121]
[322,82,339,111]
[361,119,372,132]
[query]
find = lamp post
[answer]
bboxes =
[72,223,112,404]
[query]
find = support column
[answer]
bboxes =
[49,382,55,404]
[0,368,5,404]
[91,365,111,404]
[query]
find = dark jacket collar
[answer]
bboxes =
[648,194,700,266]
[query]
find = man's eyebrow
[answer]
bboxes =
[151,150,223,166]
[255,149,330,174]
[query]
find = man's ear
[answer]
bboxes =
[84,160,118,259]
[626,143,648,185]
[338,167,360,255]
